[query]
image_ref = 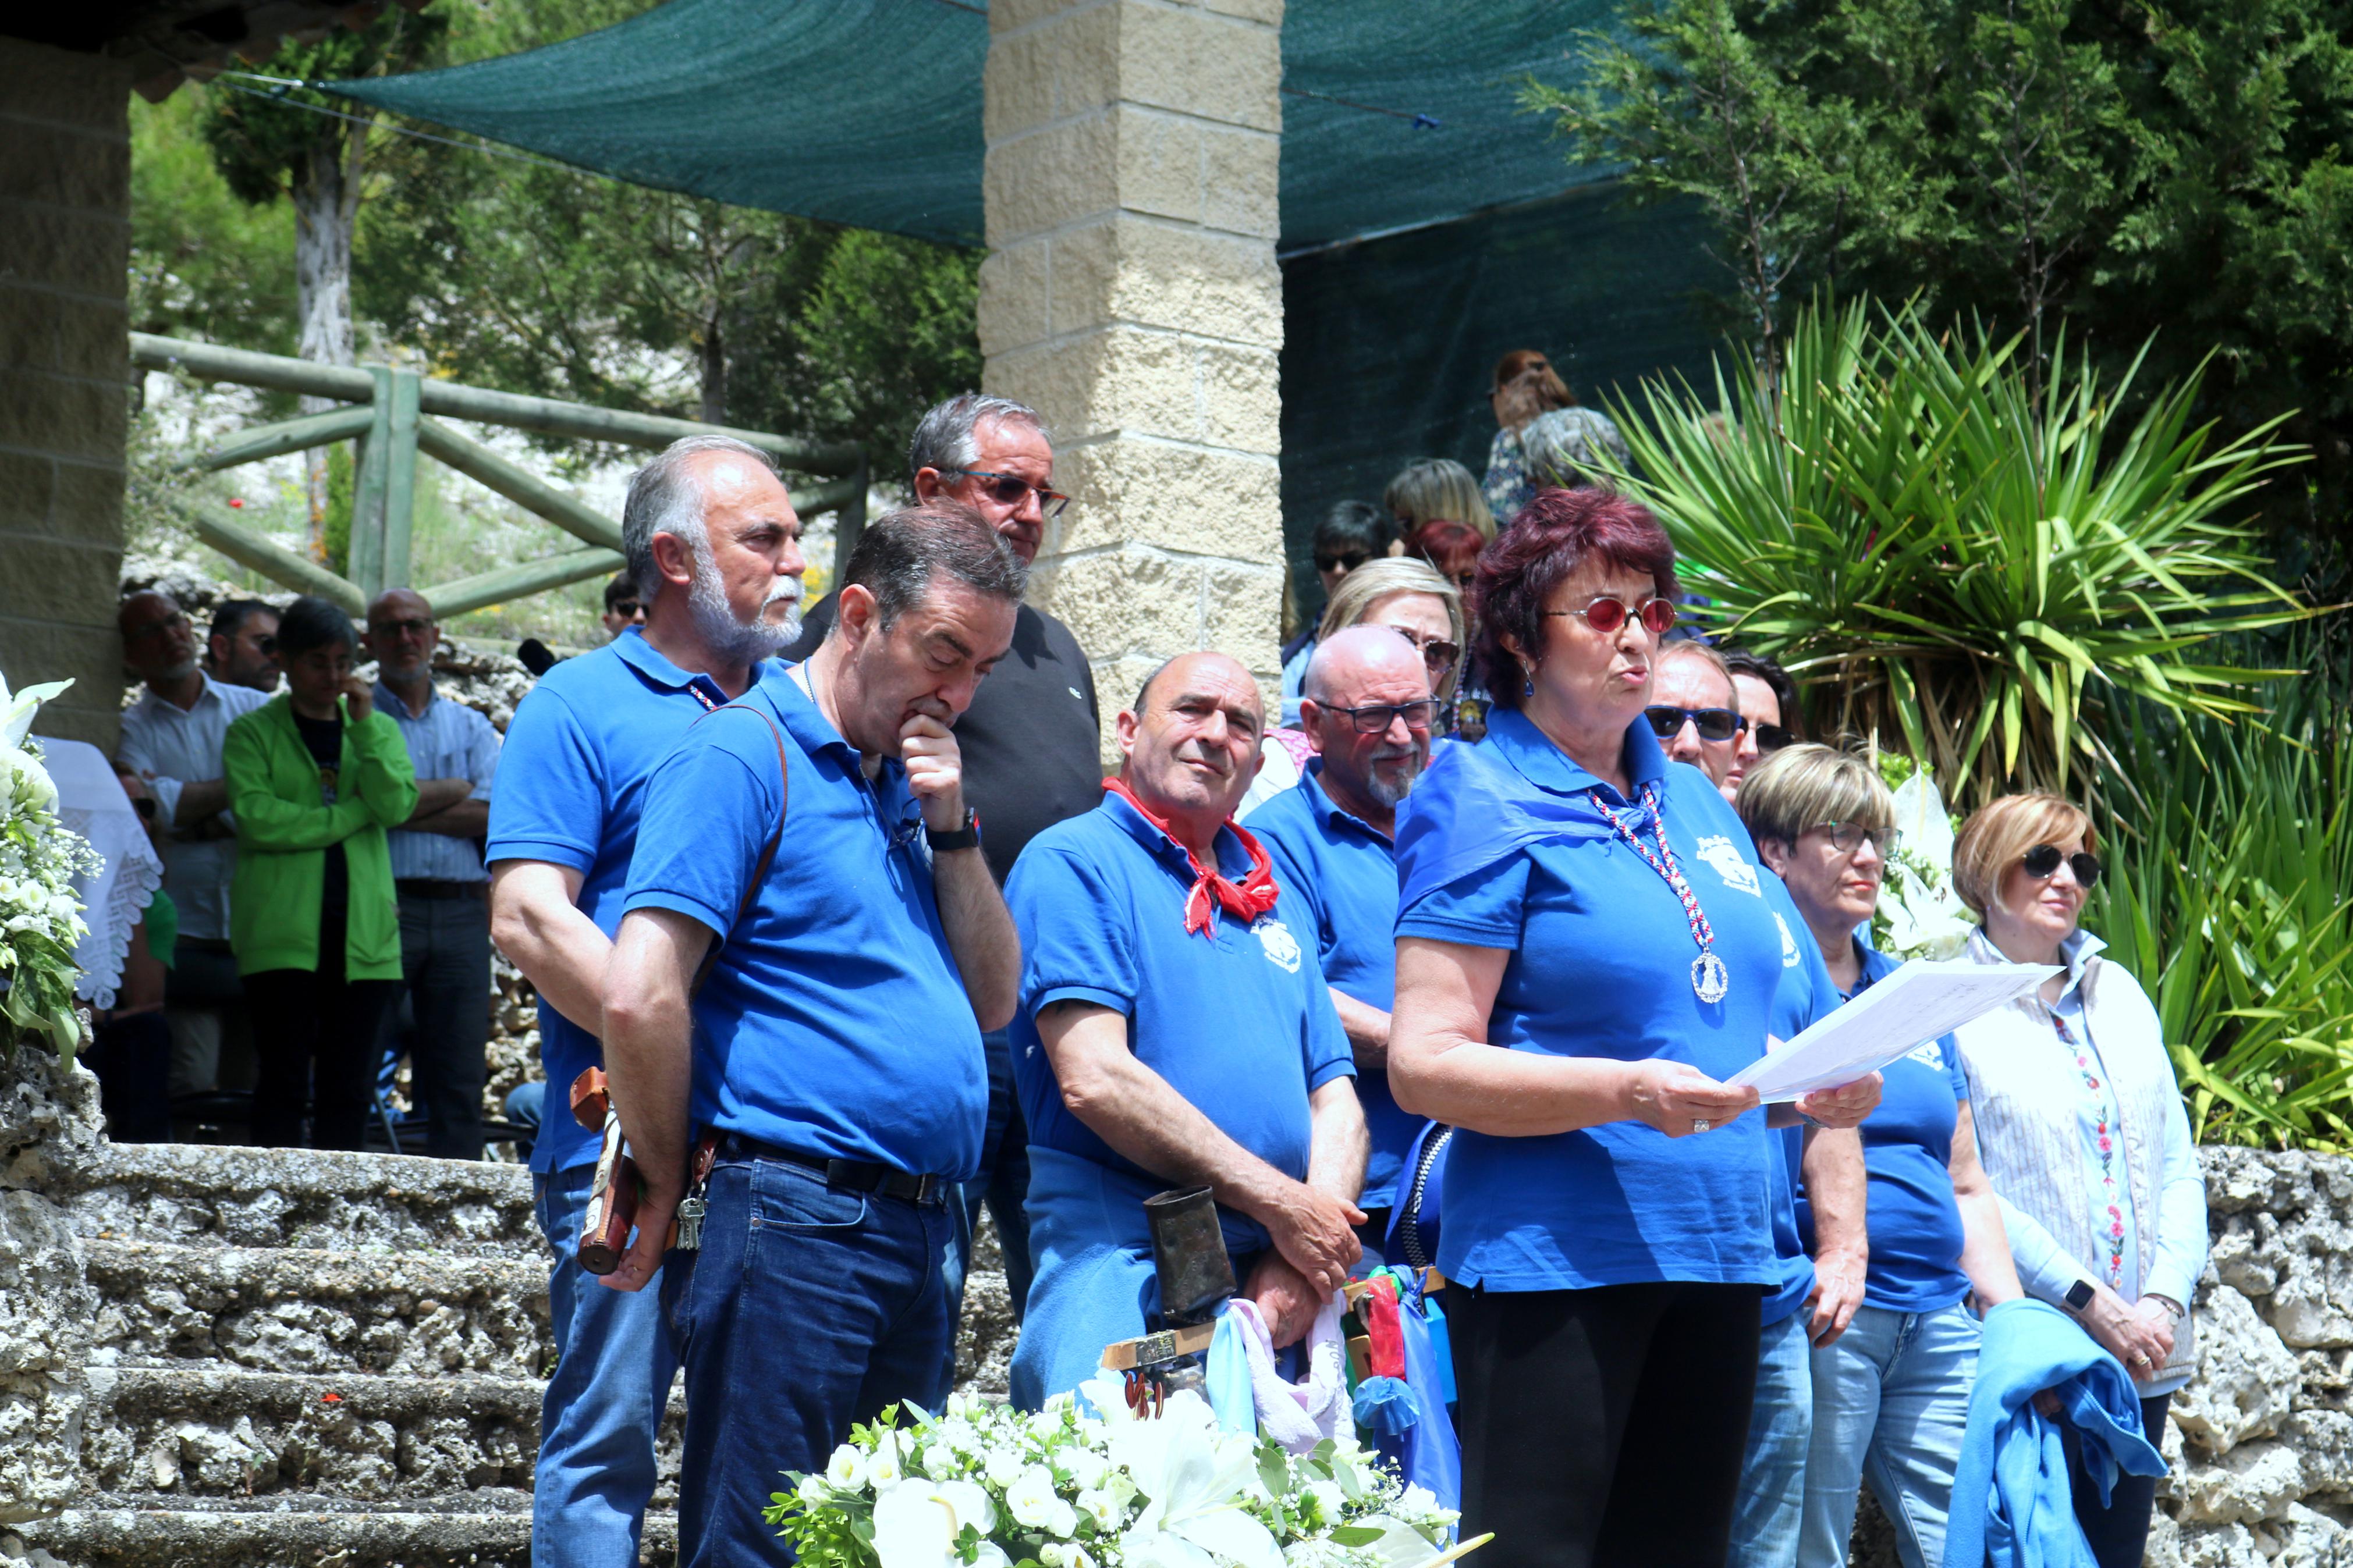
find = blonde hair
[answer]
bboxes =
[1737,744,1894,851]
[1952,792,2099,916]
[1384,458,1497,541]
[1315,558,1465,699]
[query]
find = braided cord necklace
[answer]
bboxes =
[1588,783,1731,1003]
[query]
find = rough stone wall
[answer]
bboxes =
[0,1047,105,1524]
[0,40,133,752]
[978,0,1288,762]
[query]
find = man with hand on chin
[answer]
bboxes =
[487,434,806,1568]
[599,501,1024,1568]
[1006,651,1368,1408]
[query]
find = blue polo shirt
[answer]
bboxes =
[1797,940,1974,1313]
[485,629,740,1174]
[1007,792,1356,1251]
[1393,707,1787,1292]
[620,666,987,1178]
[1245,761,1421,1211]
[1760,873,1841,1326]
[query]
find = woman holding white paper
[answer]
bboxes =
[1386,490,1882,1568]
[1947,792,2206,1568]
[1739,746,2025,1568]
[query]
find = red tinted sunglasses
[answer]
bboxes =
[1546,594,1678,637]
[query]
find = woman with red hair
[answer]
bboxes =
[1407,520,1489,738]
[1388,488,1883,1568]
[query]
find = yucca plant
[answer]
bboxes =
[2091,664,2353,1151]
[1605,298,2313,807]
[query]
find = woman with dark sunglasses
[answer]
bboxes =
[1387,487,1882,1568]
[1946,793,2206,1568]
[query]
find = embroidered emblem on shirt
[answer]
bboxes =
[1253,916,1303,974]
[1694,835,1763,897]
[1773,912,1801,968]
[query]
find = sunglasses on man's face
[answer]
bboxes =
[609,601,643,621]
[1387,626,1461,677]
[1316,549,1374,575]
[950,470,1071,520]
[2022,844,2102,889]
[1643,704,1744,742]
[1754,721,1795,752]
[1546,594,1678,637]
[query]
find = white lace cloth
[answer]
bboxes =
[40,737,166,1011]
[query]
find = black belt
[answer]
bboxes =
[719,1133,950,1206]
[396,879,486,899]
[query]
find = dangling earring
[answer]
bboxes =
[1522,664,1536,699]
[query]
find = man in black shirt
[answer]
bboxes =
[785,393,1099,1351]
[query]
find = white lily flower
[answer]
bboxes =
[871,1477,998,1568]
[870,1434,906,1488]
[827,1444,869,1492]
[1341,1515,1453,1568]
[1115,1392,1282,1568]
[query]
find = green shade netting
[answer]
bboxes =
[333,0,1626,251]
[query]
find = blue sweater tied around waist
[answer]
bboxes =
[1946,1299,2167,1568]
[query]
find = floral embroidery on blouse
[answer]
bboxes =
[2053,1012,2128,1287]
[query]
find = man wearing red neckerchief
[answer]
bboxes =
[1003,651,1369,1408]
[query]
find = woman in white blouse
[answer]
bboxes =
[1946,792,2208,1568]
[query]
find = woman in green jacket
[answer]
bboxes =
[223,596,418,1149]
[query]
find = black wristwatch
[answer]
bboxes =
[925,806,981,854]
[2063,1279,2096,1313]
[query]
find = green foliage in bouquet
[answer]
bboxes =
[0,674,98,1064]
[1602,298,2313,807]
[764,1380,1460,1568]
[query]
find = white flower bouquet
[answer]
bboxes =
[0,671,98,1060]
[1873,766,1976,962]
[765,1376,1465,1568]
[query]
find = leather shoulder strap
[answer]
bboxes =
[689,701,790,997]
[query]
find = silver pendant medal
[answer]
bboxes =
[1691,951,1730,1004]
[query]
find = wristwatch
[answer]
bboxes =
[2063,1279,2097,1313]
[925,806,981,854]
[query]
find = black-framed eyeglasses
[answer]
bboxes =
[1386,625,1461,678]
[1755,721,1795,752]
[950,470,1070,520]
[2022,844,2102,888]
[1546,594,1678,637]
[1319,698,1441,735]
[1818,821,1899,856]
[1316,549,1374,575]
[129,795,156,821]
[608,600,643,621]
[1643,704,1744,742]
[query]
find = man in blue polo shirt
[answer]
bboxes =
[487,433,806,1568]
[599,500,1024,1568]
[1243,625,1435,1245]
[1007,650,1368,1407]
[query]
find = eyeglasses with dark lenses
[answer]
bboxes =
[1754,722,1795,752]
[255,635,278,656]
[1643,705,1744,742]
[951,470,1071,519]
[1386,626,1461,676]
[1819,822,1899,855]
[609,602,642,621]
[2021,844,2102,888]
[1546,595,1678,637]
[130,796,156,821]
[1316,549,1373,575]
[1323,699,1440,735]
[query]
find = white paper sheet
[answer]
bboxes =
[1727,958,2059,1102]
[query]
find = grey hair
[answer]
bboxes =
[621,434,778,599]
[1522,407,1632,490]
[835,498,1028,634]
[906,393,1050,482]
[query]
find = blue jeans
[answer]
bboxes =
[942,1029,1034,1382]
[1731,1309,1814,1568]
[533,1164,680,1568]
[1801,1302,1980,1568]
[664,1152,956,1567]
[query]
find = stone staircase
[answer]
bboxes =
[15,1140,682,1568]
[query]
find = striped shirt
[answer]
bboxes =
[375,680,501,883]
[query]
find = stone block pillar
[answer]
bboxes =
[0,38,132,752]
[979,0,1285,761]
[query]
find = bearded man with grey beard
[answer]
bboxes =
[1243,623,1443,1251]
[483,434,805,1568]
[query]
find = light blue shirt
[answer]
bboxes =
[115,674,272,941]
[376,681,501,883]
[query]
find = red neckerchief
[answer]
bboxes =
[1102,777,1281,938]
